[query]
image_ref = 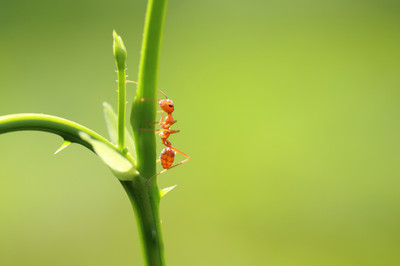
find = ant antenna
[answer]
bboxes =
[158,89,168,99]
[128,81,168,99]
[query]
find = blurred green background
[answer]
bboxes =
[1,0,400,265]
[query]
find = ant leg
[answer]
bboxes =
[169,146,190,169]
[146,111,165,125]
[166,120,177,127]
[159,111,165,125]
[137,128,178,135]
[146,146,190,187]
[164,129,180,134]
[147,119,178,128]
[145,111,170,130]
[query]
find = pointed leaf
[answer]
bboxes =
[160,185,177,198]
[54,140,72,155]
[103,102,136,156]
[79,132,138,181]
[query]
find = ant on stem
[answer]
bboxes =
[127,81,190,186]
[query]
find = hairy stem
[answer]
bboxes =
[118,67,127,150]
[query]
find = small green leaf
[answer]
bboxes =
[103,102,118,144]
[79,132,138,181]
[113,30,127,70]
[103,102,136,157]
[160,185,177,198]
[54,140,71,155]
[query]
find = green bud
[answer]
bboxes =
[113,30,127,70]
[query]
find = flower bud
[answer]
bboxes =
[113,30,127,70]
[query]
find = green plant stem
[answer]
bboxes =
[118,67,127,151]
[121,179,164,266]
[0,114,111,151]
[131,0,168,179]
[0,113,136,163]
[127,0,168,265]
[0,2,170,263]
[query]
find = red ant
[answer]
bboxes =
[127,81,190,185]
[154,90,190,181]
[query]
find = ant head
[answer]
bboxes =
[159,99,174,113]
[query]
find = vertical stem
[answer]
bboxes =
[113,30,128,151]
[118,68,126,150]
[122,180,165,266]
[127,0,168,265]
[131,0,168,180]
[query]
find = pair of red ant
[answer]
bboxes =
[128,81,190,184]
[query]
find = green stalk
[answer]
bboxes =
[126,0,168,265]
[0,114,112,152]
[113,30,128,151]
[121,179,164,266]
[131,0,168,179]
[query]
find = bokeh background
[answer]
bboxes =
[1,0,400,265]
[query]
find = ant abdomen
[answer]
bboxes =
[160,147,175,169]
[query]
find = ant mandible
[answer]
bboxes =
[127,81,190,185]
